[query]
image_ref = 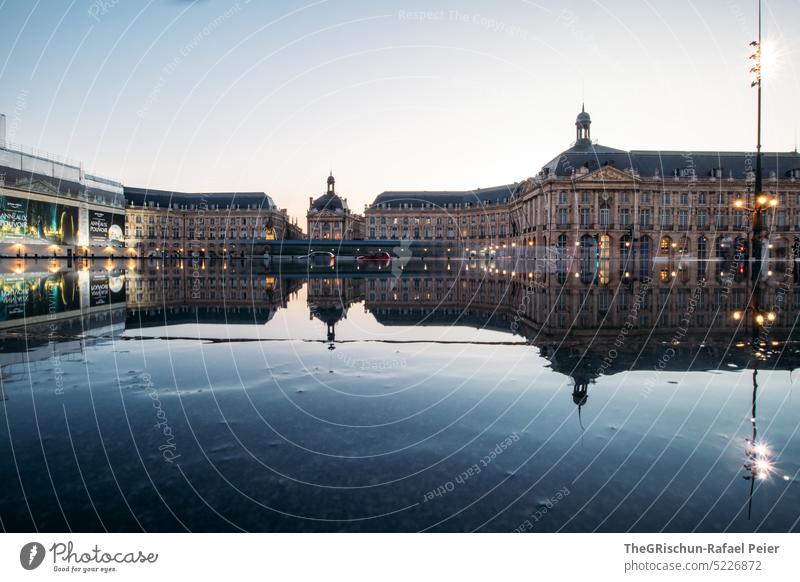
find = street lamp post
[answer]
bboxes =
[749,0,765,282]
[732,0,779,335]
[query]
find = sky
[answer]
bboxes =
[0,0,798,221]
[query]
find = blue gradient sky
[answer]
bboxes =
[0,0,798,220]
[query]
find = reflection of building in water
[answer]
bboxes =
[307,277,365,347]
[362,260,800,409]
[124,259,302,325]
[0,264,127,382]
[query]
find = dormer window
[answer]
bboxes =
[710,168,724,178]
[678,167,696,178]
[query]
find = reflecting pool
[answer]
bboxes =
[1,256,799,532]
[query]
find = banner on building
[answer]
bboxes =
[0,193,79,245]
[88,210,125,244]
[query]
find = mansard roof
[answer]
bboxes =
[310,191,348,212]
[542,143,800,180]
[371,183,521,209]
[124,187,277,210]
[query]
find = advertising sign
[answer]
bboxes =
[88,210,125,244]
[0,194,79,245]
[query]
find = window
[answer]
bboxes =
[679,210,689,228]
[641,191,651,203]
[661,192,671,205]
[559,191,568,204]
[581,191,590,204]
[680,192,689,205]
[639,208,652,227]
[557,208,568,226]
[580,208,591,226]
[599,207,610,227]
[619,208,630,226]
[660,209,671,227]
[697,210,708,228]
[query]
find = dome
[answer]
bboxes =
[309,172,348,212]
[310,192,346,212]
[576,108,591,128]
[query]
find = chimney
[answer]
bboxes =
[309,197,313,207]
[0,114,6,148]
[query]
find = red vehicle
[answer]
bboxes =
[356,251,391,266]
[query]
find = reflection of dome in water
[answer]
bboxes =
[309,303,346,326]
[310,302,347,345]
[572,384,589,407]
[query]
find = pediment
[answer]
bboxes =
[575,165,639,183]
[10,178,62,196]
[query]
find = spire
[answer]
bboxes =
[327,172,335,194]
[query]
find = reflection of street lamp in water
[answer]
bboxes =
[743,365,774,519]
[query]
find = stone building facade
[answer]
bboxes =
[124,188,302,258]
[365,108,800,285]
[511,108,800,287]
[307,174,365,240]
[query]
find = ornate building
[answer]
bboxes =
[124,188,302,258]
[365,184,519,250]
[0,141,125,258]
[307,173,364,240]
[511,107,800,287]
[364,108,800,285]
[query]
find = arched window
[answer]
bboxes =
[599,234,611,285]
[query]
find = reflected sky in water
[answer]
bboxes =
[1,257,799,532]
